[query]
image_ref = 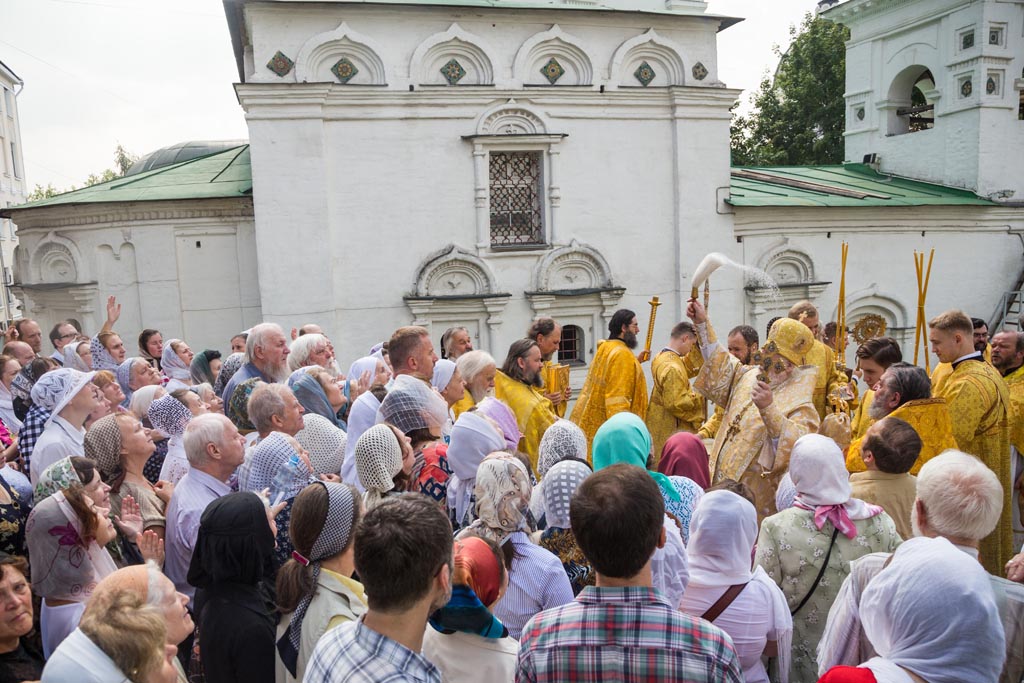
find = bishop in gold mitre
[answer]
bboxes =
[687,300,819,521]
[788,301,852,420]
[929,309,1012,575]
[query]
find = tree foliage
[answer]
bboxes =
[731,13,850,167]
[27,144,138,202]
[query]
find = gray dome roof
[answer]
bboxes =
[125,140,248,176]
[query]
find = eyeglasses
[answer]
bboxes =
[59,333,77,340]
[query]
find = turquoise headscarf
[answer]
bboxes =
[591,413,680,502]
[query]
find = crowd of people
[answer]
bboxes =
[0,293,1021,683]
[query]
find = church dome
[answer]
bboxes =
[125,140,248,176]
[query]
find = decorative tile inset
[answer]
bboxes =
[440,58,467,85]
[961,31,975,50]
[634,61,656,87]
[692,61,708,81]
[961,78,973,98]
[540,57,565,85]
[986,76,996,95]
[331,57,359,84]
[989,28,1002,45]
[266,51,294,78]
[856,107,865,121]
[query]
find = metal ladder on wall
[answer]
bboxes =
[989,265,1024,331]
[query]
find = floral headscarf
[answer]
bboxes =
[161,340,191,382]
[33,457,81,503]
[227,377,262,431]
[25,490,117,602]
[461,453,533,545]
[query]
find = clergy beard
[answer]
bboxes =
[621,331,638,350]
[468,383,494,404]
[867,399,890,420]
[522,370,543,388]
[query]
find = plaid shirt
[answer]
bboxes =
[516,586,743,683]
[18,405,51,475]
[305,616,441,683]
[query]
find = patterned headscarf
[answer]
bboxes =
[592,413,679,503]
[542,460,590,529]
[288,370,341,427]
[161,340,191,382]
[25,490,118,601]
[116,358,144,408]
[355,424,403,510]
[63,341,91,372]
[446,412,507,525]
[90,335,119,372]
[30,368,96,424]
[429,536,507,640]
[34,456,82,503]
[537,419,588,479]
[148,393,193,438]
[227,377,262,431]
[462,453,532,545]
[378,374,448,436]
[295,413,347,476]
[240,431,313,501]
[213,352,245,398]
[277,482,357,676]
[83,414,124,479]
[475,398,521,452]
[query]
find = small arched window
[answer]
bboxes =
[558,324,585,366]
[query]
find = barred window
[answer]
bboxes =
[489,151,544,247]
[558,324,584,365]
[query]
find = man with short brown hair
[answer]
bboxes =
[929,309,1012,574]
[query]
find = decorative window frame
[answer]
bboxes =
[410,24,499,87]
[463,99,566,251]
[403,244,511,351]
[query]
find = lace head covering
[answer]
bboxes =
[378,374,447,436]
[148,393,193,438]
[542,460,591,529]
[295,413,347,476]
[537,419,587,478]
[30,368,96,424]
[115,358,143,408]
[89,335,118,372]
[355,424,403,509]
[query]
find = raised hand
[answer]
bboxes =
[138,529,165,567]
[751,380,774,409]
[114,494,143,541]
[105,295,121,327]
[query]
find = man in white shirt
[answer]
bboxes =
[29,368,100,484]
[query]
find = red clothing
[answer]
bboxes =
[416,443,450,507]
[819,666,877,682]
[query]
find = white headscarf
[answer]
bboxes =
[341,390,381,492]
[160,339,191,382]
[858,536,1004,683]
[63,341,91,372]
[129,385,165,422]
[446,411,506,525]
[430,359,457,393]
[790,433,882,538]
[355,424,403,510]
[687,490,793,682]
[531,418,589,522]
[542,460,590,529]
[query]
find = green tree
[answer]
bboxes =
[25,144,138,202]
[731,12,850,166]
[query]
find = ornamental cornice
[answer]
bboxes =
[10,199,254,232]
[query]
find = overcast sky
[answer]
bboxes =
[0,0,817,191]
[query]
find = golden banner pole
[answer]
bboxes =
[641,296,661,363]
[913,249,935,372]
[836,242,848,363]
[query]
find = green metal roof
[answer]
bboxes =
[728,164,995,207]
[2,145,252,216]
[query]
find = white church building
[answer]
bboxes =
[4,0,1023,377]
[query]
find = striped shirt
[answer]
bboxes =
[492,531,575,640]
[164,467,232,604]
[517,585,744,683]
[304,616,440,683]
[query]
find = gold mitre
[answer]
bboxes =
[764,318,814,366]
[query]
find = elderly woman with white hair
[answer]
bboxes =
[452,350,497,418]
[818,536,1004,683]
[754,434,900,683]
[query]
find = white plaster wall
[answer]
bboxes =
[0,66,26,321]
[238,3,740,367]
[834,0,1024,201]
[9,199,258,356]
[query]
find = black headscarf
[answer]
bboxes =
[188,492,276,588]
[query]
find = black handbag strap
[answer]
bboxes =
[791,526,840,616]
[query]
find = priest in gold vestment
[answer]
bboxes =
[527,317,572,417]
[846,362,956,475]
[645,322,704,466]
[494,339,559,472]
[570,309,648,456]
[688,301,819,520]
[991,330,1024,550]
[929,310,1012,575]
[848,337,905,444]
[697,324,759,441]
[788,301,851,419]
